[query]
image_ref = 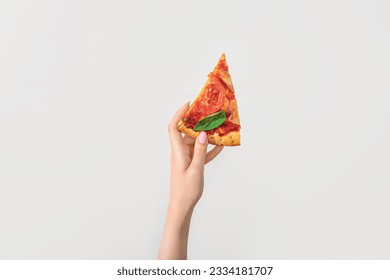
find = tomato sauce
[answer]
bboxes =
[207,122,241,136]
[217,57,229,72]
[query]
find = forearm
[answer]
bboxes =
[158,202,194,260]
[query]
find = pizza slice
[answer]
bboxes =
[178,54,241,146]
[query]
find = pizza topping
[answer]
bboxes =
[216,56,229,72]
[183,73,235,125]
[205,74,225,109]
[185,111,240,136]
[207,122,241,136]
[194,110,226,131]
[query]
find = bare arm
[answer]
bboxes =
[158,103,223,260]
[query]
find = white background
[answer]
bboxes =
[0,0,389,259]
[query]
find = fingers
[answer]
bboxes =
[168,102,189,149]
[189,131,208,171]
[183,135,195,145]
[205,145,224,164]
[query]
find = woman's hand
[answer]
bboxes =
[158,102,224,260]
[168,102,224,212]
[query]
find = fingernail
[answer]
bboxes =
[198,131,207,144]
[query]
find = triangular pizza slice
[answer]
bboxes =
[178,54,241,146]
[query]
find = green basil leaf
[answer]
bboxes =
[194,110,226,131]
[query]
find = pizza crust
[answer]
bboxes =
[178,120,240,146]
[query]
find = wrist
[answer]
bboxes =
[166,199,195,225]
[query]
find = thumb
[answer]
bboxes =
[190,131,208,171]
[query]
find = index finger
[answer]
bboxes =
[168,102,190,148]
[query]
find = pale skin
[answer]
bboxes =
[158,102,224,260]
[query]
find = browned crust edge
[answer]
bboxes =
[178,120,240,146]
